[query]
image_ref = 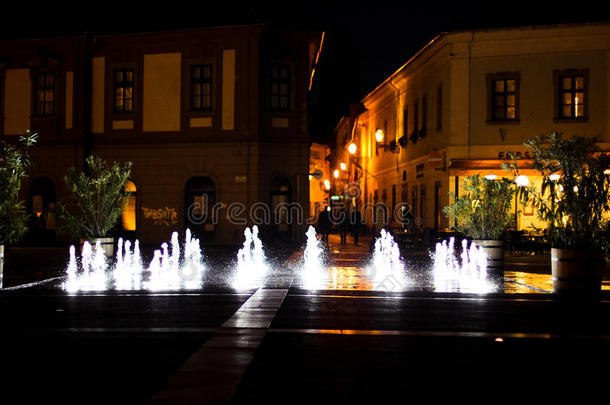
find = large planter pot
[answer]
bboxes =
[0,244,4,288]
[80,237,115,259]
[474,239,505,271]
[95,237,115,259]
[551,248,604,294]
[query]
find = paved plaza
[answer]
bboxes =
[1,234,610,403]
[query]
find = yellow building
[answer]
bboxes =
[335,22,610,233]
[309,142,331,218]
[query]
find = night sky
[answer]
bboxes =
[2,0,608,143]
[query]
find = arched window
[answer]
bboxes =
[271,176,291,232]
[185,177,216,241]
[30,177,57,234]
[30,177,56,220]
[121,180,137,231]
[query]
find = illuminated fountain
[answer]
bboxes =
[232,225,268,289]
[368,229,407,291]
[432,237,493,293]
[300,225,327,289]
[63,229,205,292]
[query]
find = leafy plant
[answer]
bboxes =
[443,174,515,240]
[58,155,132,239]
[0,131,37,244]
[518,132,610,251]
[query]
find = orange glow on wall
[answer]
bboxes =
[122,180,137,231]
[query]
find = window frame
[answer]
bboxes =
[190,64,213,111]
[554,68,589,122]
[113,68,135,114]
[486,72,520,124]
[33,72,56,117]
[421,93,428,136]
[436,84,442,131]
[270,64,291,112]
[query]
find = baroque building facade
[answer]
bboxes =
[333,22,610,233]
[0,25,322,245]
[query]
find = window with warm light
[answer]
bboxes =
[114,69,134,113]
[122,180,137,231]
[557,72,586,119]
[487,73,520,122]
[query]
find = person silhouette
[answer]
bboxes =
[318,206,331,244]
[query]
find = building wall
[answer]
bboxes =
[0,26,320,246]
[309,142,330,218]
[350,23,610,234]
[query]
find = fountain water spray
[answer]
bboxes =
[64,230,205,292]
[369,229,406,291]
[301,225,327,289]
[233,225,268,289]
[432,237,493,293]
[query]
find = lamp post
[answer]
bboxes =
[374,129,400,154]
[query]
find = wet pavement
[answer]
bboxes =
[2,233,610,402]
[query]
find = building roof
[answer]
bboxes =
[362,21,610,104]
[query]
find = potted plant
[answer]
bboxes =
[520,132,610,294]
[0,131,37,285]
[443,174,515,271]
[58,155,132,258]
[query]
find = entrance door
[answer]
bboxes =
[185,177,215,242]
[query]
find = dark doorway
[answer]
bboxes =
[185,177,216,242]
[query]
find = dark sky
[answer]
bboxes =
[3,0,608,142]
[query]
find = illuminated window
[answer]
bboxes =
[191,64,212,111]
[270,64,290,111]
[489,74,519,121]
[114,69,134,113]
[34,73,55,116]
[557,71,587,119]
[122,180,137,231]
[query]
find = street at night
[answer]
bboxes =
[4,1,610,403]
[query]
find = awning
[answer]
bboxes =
[448,159,538,176]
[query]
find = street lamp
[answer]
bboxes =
[375,129,400,154]
[515,175,529,187]
[340,162,347,171]
[348,143,357,155]
[333,169,340,179]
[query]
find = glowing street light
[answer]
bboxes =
[323,179,331,190]
[374,128,400,153]
[348,143,357,155]
[484,174,497,180]
[549,173,561,181]
[515,175,529,187]
[333,169,340,179]
[375,129,384,143]
[340,162,347,171]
